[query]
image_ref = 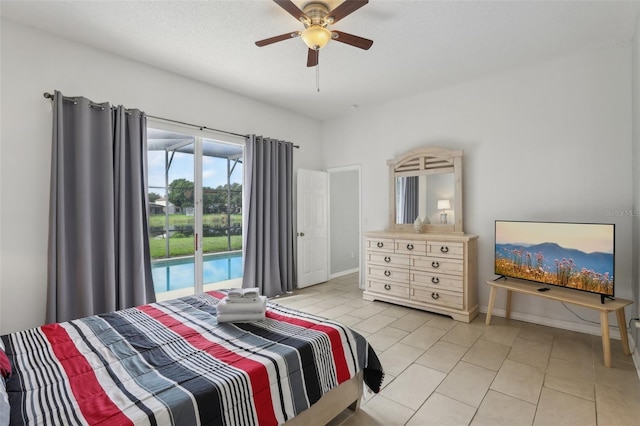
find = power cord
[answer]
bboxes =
[561,302,640,331]
[561,302,607,326]
[560,303,639,354]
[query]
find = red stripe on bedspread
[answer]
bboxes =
[209,290,352,384]
[41,324,133,426]
[209,290,226,300]
[265,311,351,384]
[138,304,277,426]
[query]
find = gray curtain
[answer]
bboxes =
[243,135,296,297]
[402,176,419,223]
[46,91,155,324]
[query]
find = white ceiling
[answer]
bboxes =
[1,0,638,120]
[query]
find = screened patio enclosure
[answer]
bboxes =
[147,127,244,262]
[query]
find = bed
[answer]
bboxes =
[0,290,383,425]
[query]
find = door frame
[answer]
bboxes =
[327,165,363,286]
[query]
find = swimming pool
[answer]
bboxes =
[152,251,243,293]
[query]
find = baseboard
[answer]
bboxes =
[329,268,359,280]
[479,305,625,340]
[630,334,640,381]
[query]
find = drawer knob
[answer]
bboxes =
[432,261,440,268]
[384,284,391,291]
[384,256,391,263]
[440,246,449,253]
[384,270,391,277]
[431,292,440,300]
[407,243,414,250]
[431,276,440,284]
[377,242,384,248]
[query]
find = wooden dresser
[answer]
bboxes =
[364,230,478,322]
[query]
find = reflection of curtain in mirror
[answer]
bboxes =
[396,178,406,223]
[402,176,419,224]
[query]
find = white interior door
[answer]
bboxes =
[297,169,328,288]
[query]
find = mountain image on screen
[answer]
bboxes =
[495,241,614,296]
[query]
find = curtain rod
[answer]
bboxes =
[43,92,300,148]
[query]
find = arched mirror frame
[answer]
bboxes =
[388,147,464,234]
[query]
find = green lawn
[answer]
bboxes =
[149,213,242,228]
[150,235,242,259]
[149,213,243,258]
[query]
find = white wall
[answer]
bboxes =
[0,20,323,334]
[632,11,640,352]
[322,43,636,332]
[329,167,360,276]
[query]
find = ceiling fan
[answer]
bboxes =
[255,0,373,67]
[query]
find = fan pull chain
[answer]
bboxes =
[316,62,320,92]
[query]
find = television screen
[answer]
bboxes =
[494,221,615,297]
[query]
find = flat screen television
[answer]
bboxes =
[494,221,615,302]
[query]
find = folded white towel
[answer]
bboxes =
[227,287,260,299]
[217,295,267,315]
[227,288,244,298]
[242,288,260,298]
[217,311,265,323]
[226,296,260,304]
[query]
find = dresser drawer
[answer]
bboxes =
[368,279,410,298]
[412,287,463,309]
[395,239,427,255]
[410,270,463,292]
[367,252,410,268]
[427,241,464,259]
[364,230,477,323]
[410,256,463,276]
[366,238,395,253]
[367,265,409,283]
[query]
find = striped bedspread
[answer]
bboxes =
[1,291,383,425]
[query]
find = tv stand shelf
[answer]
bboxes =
[485,278,632,367]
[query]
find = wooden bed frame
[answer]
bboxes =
[285,371,363,425]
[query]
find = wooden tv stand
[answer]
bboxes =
[485,278,632,367]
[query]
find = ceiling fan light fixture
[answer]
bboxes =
[301,25,331,50]
[256,0,373,69]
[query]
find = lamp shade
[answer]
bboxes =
[437,199,451,210]
[301,25,331,50]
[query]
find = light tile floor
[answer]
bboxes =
[271,273,640,426]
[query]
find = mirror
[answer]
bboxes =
[388,147,464,233]
[395,173,455,225]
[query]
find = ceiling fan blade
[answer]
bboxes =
[273,0,307,21]
[307,48,319,67]
[331,31,373,50]
[255,32,299,47]
[328,0,368,24]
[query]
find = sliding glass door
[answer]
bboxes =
[147,126,243,300]
[201,139,244,289]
